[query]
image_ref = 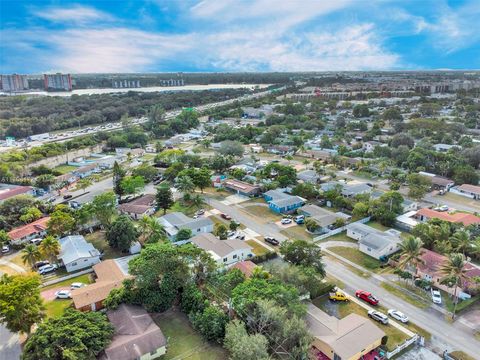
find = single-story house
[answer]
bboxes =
[418,171,454,190]
[0,184,34,203]
[72,256,135,312]
[158,212,214,241]
[414,249,480,297]
[8,217,50,245]
[223,179,261,197]
[298,205,346,233]
[118,194,156,219]
[101,304,167,360]
[73,164,100,178]
[297,149,336,161]
[297,170,320,184]
[264,189,305,214]
[450,184,480,200]
[306,303,385,360]
[265,145,295,155]
[395,211,419,231]
[346,223,402,260]
[341,183,373,198]
[191,233,253,266]
[433,144,461,153]
[414,208,480,227]
[58,235,101,273]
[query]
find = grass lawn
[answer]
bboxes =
[85,231,124,260]
[242,205,281,223]
[380,283,429,309]
[312,296,408,352]
[0,265,19,275]
[320,232,356,243]
[444,293,480,314]
[10,253,29,271]
[324,253,371,278]
[328,246,382,272]
[280,225,314,241]
[365,220,390,232]
[245,240,269,256]
[449,351,477,360]
[44,299,72,318]
[41,273,93,291]
[152,309,226,360]
[53,164,77,174]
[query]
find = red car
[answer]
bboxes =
[355,290,379,305]
[220,213,232,220]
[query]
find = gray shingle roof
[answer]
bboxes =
[58,235,100,265]
[191,233,252,258]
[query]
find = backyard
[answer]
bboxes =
[152,308,227,360]
[85,231,124,260]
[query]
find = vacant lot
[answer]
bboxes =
[152,309,227,360]
[53,164,78,174]
[242,205,281,223]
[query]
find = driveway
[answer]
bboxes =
[323,257,480,358]
[41,287,70,301]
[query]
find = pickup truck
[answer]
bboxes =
[329,288,349,302]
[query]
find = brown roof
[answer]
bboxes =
[231,261,257,278]
[102,304,166,360]
[306,303,385,360]
[415,208,480,226]
[223,179,260,194]
[8,217,49,241]
[0,186,33,201]
[72,259,130,309]
[118,194,156,215]
[428,176,454,187]
[457,184,480,195]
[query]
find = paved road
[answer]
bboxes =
[206,198,288,242]
[424,192,480,214]
[323,257,480,359]
[0,326,20,360]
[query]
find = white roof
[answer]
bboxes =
[58,235,101,265]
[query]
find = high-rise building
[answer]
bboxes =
[43,73,72,91]
[0,74,29,92]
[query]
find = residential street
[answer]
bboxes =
[424,192,480,214]
[0,326,20,360]
[323,257,480,359]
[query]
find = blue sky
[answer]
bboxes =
[1,0,479,73]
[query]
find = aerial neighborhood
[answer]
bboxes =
[1,70,480,360]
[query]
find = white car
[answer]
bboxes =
[281,218,292,225]
[367,310,389,325]
[1,245,10,253]
[431,289,442,304]
[38,264,58,275]
[387,309,409,323]
[71,282,85,290]
[55,290,72,299]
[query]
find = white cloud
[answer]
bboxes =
[33,4,114,24]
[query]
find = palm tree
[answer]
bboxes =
[191,194,204,209]
[38,236,61,264]
[21,244,41,269]
[176,176,195,195]
[451,230,471,256]
[398,236,424,285]
[138,216,166,244]
[440,253,469,319]
[470,237,480,260]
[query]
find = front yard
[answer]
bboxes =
[241,204,281,223]
[328,246,382,272]
[245,239,270,256]
[152,308,227,360]
[280,225,314,241]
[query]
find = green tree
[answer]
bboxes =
[22,308,113,360]
[19,207,42,224]
[138,216,166,244]
[224,320,270,360]
[407,174,431,200]
[120,175,145,195]
[280,239,325,276]
[218,141,244,157]
[106,215,138,252]
[353,202,369,218]
[214,223,228,240]
[92,192,117,228]
[0,273,44,335]
[21,244,41,269]
[0,230,9,246]
[113,161,126,197]
[440,253,468,319]
[190,305,229,343]
[291,183,318,200]
[451,230,472,256]
[34,174,56,190]
[304,218,319,233]
[192,167,212,193]
[38,236,61,264]
[47,210,76,236]
[229,220,240,232]
[176,228,193,242]
[76,177,93,194]
[398,236,424,285]
[132,164,158,182]
[156,184,174,215]
[353,104,370,118]
[176,175,196,195]
[369,191,404,226]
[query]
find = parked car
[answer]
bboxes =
[294,215,305,224]
[30,238,43,245]
[431,289,442,304]
[34,260,50,269]
[196,209,205,216]
[227,231,237,238]
[71,282,85,290]
[355,290,379,305]
[1,245,10,254]
[221,213,232,220]
[368,310,389,325]
[387,309,409,323]
[264,236,279,246]
[281,218,292,225]
[55,290,72,299]
[63,194,73,200]
[235,232,245,240]
[329,288,349,302]
[38,264,58,275]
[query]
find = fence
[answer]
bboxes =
[386,334,419,359]
[41,268,94,287]
[313,216,371,242]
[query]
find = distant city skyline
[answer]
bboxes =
[1,0,479,73]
